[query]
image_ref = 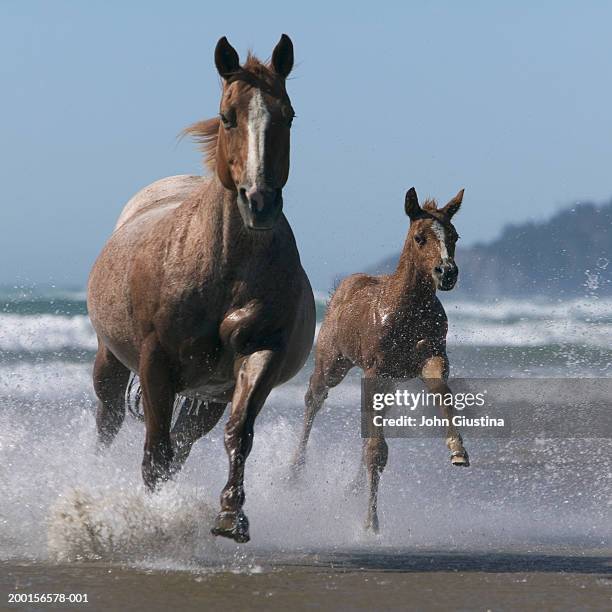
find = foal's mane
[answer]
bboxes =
[421,198,452,223]
[181,54,280,172]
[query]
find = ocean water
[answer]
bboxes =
[0,286,610,572]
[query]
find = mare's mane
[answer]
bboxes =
[181,54,283,171]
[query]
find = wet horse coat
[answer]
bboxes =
[88,35,315,543]
[292,187,469,532]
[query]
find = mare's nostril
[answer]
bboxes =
[435,266,443,275]
[246,189,266,213]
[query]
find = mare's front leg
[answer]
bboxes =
[139,334,176,490]
[421,355,470,466]
[211,349,279,543]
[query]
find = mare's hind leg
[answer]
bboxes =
[139,334,176,491]
[421,355,470,467]
[170,400,226,474]
[291,353,352,475]
[93,341,130,449]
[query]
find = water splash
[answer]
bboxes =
[48,486,218,563]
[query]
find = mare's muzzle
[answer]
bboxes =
[237,187,283,231]
[434,261,458,291]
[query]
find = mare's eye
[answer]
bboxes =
[220,109,236,129]
[414,234,426,246]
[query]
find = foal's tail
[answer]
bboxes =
[125,374,204,427]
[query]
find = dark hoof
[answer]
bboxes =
[451,450,470,467]
[211,510,250,543]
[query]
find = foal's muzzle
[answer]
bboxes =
[237,187,283,231]
[434,261,458,291]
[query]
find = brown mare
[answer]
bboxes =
[292,187,469,532]
[87,35,315,543]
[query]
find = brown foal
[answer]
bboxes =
[292,187,469,532]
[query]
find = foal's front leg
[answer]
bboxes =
[211,349,279,543]
[421,355,470,466]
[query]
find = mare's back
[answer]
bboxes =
[114,175,206,231]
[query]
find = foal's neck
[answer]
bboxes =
[386,239,437,312]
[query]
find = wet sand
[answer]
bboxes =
[2,550,611,612]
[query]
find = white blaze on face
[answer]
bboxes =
[246,89,271,190]
[431,221,449,262]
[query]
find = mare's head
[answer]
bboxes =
[186,35,295,230]
[403,187,464,291]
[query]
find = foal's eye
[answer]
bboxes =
[414,234,426,246]
[219,110,236,129]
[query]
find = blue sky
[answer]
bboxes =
[1,1,611,290]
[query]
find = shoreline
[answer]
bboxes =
[2,550,611,611]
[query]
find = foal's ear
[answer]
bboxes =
[404,187,423,221]
[441,188,464,219]
[215,36,241,79]
[271,34,294,78]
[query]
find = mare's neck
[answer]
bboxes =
[200,176,275,261]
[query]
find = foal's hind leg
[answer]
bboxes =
[362,433,388,533]
[291,354,352,475]
[360,368,388,533]
[93,341,130,449]
[422,355,470,467]
[170,400,226,474]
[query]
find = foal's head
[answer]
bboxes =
[403,187,464,291]
[186,35,295,231]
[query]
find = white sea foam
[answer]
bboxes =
[0,313,96,352]
[442,298,612,347]
[0,373,609,567]
[2,298,612,355]
[0,362,92,400]
[0,296,610,569]
[444,297,612,322]
[48,486,219,563]
[447,318,612,347]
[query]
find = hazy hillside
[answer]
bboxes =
[369,200,612,298]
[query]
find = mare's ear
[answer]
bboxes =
[441,189,464,219]
[271,34,294,78]
[215,37,241,79]
[404,187,423,221]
